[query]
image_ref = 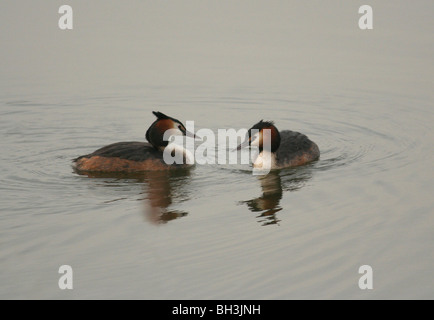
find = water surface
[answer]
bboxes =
[0,1,433,299]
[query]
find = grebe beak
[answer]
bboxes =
[236,139,250,150]
[185,130,197,139]
[181,127,199,139]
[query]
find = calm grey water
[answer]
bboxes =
[1,1,433,299]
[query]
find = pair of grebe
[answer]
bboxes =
[73,111,320,173]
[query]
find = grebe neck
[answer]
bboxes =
[253,150,277,170]
[162,143,194,165]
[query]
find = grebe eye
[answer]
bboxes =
[178,125,186,134]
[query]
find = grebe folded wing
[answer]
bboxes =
[74,142,163,162]
[276,130,319,167]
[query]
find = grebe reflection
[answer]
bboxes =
[142,169,192,224]
[241,172,283,226]
[241,168,313,226]
[74,168,192,224]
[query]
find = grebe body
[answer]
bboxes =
[73,111,195,173]
[237,120,319,170]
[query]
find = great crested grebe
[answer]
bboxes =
[73,111,196,172]
[237,120,320,170]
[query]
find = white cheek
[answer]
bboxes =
[250,133,261,147]
[165,128,183,138]
[172,123,184,136]
[173,128,184,136]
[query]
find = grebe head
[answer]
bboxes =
[146,111,196,150]
[237,120,281,152]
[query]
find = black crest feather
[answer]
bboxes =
[250,120,275,131]
[152,111,171,119]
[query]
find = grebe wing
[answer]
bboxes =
[276,131,319,166]
[74,141,163,162]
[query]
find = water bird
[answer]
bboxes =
[236,120,319,170]
[73,111,196,172]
